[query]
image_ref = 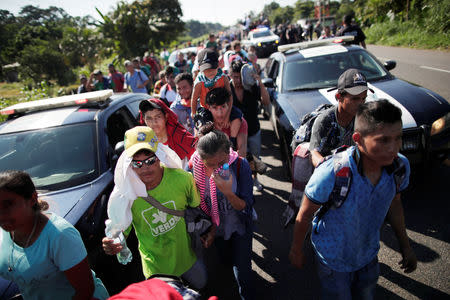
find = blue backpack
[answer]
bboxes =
[314,146,407,233]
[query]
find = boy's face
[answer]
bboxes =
[144,109,167,137]
[209,102,229,123]
[176,79,193,100]
[337,91,367,117]
[203,68,218,78]
[354,121,403,167]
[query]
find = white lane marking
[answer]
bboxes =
[420,66,450,74]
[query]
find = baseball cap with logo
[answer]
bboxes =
[197,48,218,72]
[124,126,159,157]
[336,68,373,95]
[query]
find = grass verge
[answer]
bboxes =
[365,21,449,50]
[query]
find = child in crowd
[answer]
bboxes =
[0,170,109,300]
[289,100,417,299]
[191,48,242,149]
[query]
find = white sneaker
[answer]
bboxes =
[253,178,263,192]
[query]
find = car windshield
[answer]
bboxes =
[0,123,98,191]
[283,49,388,91]
[252,31,272,38]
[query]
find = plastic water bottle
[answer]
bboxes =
[104,219,133,265]
[219,163,230,180]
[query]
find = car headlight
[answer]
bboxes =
[275,40,279,44]
[258,42,262,47]
[431,113,450,135]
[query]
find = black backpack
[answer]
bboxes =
[290,103,334,151]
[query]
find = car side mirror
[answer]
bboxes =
[110,141,125,169]
[114,141,125,155]
[262,77,274,88]
[384,60,396,71]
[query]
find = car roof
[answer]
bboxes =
[0,93,142,134]
[274,43,364,63]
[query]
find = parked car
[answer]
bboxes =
[168,46,198,67]
[263,38,450,174]
[0,90,151,296]
[242,28,280,58]
[0,90,150,242]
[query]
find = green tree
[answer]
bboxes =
[98,0,185,58]
[293,0,315,20]
[269,6,295,25]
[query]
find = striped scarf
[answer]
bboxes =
[192,148,239,226]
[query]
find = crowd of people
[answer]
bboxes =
[1,15,416,300]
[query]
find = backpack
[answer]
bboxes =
[313,146,407,233]
[290,103,334,151]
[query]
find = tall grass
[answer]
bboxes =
[365,21,450,50]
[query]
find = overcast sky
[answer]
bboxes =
[2,0,299,26]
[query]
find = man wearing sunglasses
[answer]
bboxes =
[102,126,207,290]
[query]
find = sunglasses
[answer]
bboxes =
[131,155,158,169]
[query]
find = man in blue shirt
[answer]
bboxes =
[124,60,149,94]
[289,100,417,300]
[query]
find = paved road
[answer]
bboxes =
[224,117,450,300]
[367,45,450,103]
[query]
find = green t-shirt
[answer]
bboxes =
[130,167,200,278]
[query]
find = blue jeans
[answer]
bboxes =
[316,256,379,300]
[247,130,261,158]
[214,230,254,300]
[181,258,207,290]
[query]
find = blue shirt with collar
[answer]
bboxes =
[305,146,410,272]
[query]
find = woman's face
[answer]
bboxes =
[0,189,35,232]
[202,151,230,173]
[144,109,167,137]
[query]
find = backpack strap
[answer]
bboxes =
[142,196,185,217]
[390,157,407,193]
[314,146,352,233]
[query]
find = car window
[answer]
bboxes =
[106,107,135,148]
[0,123,98,190]
[128,99,143,121]
[252,31,272,38]
[282,50,388,91]
[268,60,280,80]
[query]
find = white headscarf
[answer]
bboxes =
[107,143,182,231]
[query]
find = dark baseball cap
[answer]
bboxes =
[336,68,373,95]
[197,48,218,72]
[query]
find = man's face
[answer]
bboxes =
[230,71,242,88]
[108,66,114,73]
[126,64,134,72]
[144,110,167,136]
[209,102,229,123]
[165,73,175,88]
[338,90,367,117]
[132,152,160,185]
[176,79,193,100]
[133,61,140,68]
[95,73,103,81]
[355,121,403,167]
[177,53,184,62]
